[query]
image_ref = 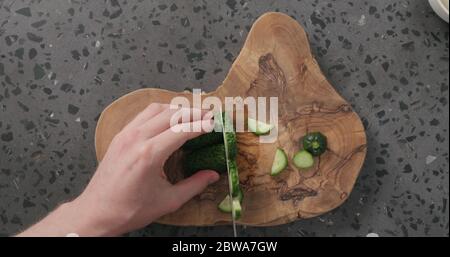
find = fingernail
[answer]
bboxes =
[203,118,215,132]
[208,171,220,184]
[203,111,214,120]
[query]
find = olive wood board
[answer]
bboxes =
[95,12,367,226]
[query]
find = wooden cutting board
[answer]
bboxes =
[95,12,367,226]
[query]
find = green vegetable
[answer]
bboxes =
[182,132,223,151]
[183,144,227,176]
[181,112,237,155]
[228,160,240,197]
[248,118,274,135]
[218,187,243,218]
[234,187,244,202]
[182,112,230,151]
[231,198,242,219]
[293,150,314,169]
[220,112,237,159]
[302,132,327,156]
[182,111,243,219]
[218,195,233,212]
[218,195,242,219]
[271,148,288,176]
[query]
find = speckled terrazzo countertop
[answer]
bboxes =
[0,0,448,237]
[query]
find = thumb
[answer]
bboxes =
[171,170,220,206]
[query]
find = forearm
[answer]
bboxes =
[16,105,218,236]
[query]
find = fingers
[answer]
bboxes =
[168,170,220,210]
[137,107,207,139]
[133,116,214,171]
[152,118,215,160]
[125,103,169,129]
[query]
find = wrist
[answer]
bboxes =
[17,199,120,237]
[64,197,124,237]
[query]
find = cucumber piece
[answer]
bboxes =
[293,150,314,169]
[271,148,288,176]
[218,195,233,212]
[232,198,242,220]
[248,118,274,135]
[218,195,242,220]
[302,132,327,156]
[182,111,237,153]
[183,144,227,176]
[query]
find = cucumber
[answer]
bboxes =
[271,148,288,176]
[184,110,243,219]
[302,132,327,156]
[218,195,232,212]
[235,187,244,202]
[232,198,242,219]
[182,112,237,155]
[220,112,237,159]
[218,195,242,219]
[293,150,314,169]
[217,112,240,197]
[228,160,240,197]
[183,144,227,176]
[182,132,223,151]
[217,161,243,220]
[248,118,274,135]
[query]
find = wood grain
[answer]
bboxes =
[95,12,367,226]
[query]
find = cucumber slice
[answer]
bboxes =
[216,112,237,159]
[271,148,288,176]
[218,195,232,212]
[234,188,244,202]
[228,160,240,197]
[232,198,242,220]
[248,118,274,135]
[293,150,314,169]
[218,195,242,220]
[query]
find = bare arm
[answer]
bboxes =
[18,104,219,236]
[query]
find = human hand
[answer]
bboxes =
[18,104,219,236]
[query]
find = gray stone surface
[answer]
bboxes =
[0,0,448,237]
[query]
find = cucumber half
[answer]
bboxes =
[293,150,314,169]
[271,148,288,176]
[248,118,274,135]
